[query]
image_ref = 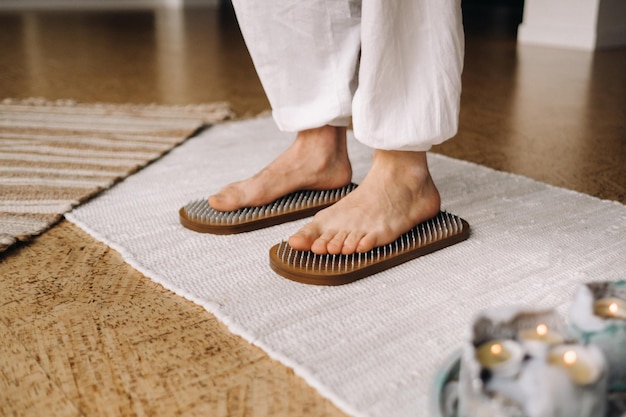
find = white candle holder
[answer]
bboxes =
[570,280,626,392]
[457,306,608,417]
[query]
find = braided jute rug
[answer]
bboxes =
[66,117,626,417]
[0,98,233,253]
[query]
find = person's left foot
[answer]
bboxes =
[208,125,352,212]
[288,150,441,255]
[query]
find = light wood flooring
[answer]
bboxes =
[0,5,624,417]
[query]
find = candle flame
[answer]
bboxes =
[490,343,503,355]
[609,303,618,314]
[563,350,577,365]
[536,324,548,336]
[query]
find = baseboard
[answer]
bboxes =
[518,23,598,50]
[518,22,626,50]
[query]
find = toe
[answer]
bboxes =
[327,231,349,255]
[341,231,365,255]
[208,185,242,211]
[311,239,329,255]
[311,230,337,255]
[208,193,229,211]
[207,193,222,207]
[288,224,319,251]
[355,233,377,253]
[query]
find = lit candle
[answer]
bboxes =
[475,340,523,378]
[547,345,604,386]
[517,323,564,357]
[570,283,626,392]
[593,297,626,321]
[517,323,564,344]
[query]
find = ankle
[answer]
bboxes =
[372,150,430,181]
[296,125,346,149]
[293,125,350,169]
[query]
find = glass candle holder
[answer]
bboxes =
[458,306,607,417]
[547,344,605,386]
[570,280,626,392]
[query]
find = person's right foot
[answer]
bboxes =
[208,125,352,212]
[288,149,441,255]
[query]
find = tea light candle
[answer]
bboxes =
[547,345,604,386]
[570,283,626,392]
[475,340,523,378]
[517,323,564,358]
[518,323,564,344]
[593,297,626,321]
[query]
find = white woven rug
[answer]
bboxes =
[66,117,626,417]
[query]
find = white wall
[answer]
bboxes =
[0,0,219,10]
[518,0,626,49]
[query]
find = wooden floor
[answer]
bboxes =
[1,5,624,417]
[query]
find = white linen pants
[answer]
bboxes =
[232,0,464,151]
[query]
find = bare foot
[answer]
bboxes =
[288,150,441,255]
[208,125,352,211]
